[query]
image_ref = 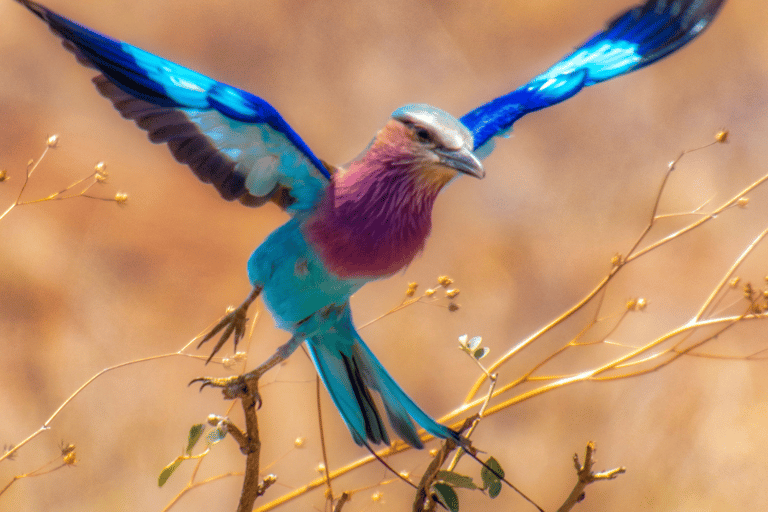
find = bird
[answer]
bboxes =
[15,0,726,449]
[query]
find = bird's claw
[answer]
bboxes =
[197,305,249,363]
[190,374,261,406]
[197,286,262,363]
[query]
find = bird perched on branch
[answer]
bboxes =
[15,0,726,448]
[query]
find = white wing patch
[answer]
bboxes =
[182,108,326,211]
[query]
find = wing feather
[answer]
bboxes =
[461,0,726,157]
[18,0,329,212]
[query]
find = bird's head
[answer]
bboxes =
[310,105,484,278]
[344,104,484,196]
[386,104,484,185]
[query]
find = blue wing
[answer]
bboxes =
[18,0,329,212]
[461,0,726,157]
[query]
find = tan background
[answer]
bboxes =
[2,0,767,510]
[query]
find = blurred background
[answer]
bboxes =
[1,0,767,510]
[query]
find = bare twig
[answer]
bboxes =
[162,316,259,511]
[0,136,125,222]
[413,420,468,512]
[316,374,334,507]
[234,377,265,512]
[359,276,459,330]
[0,443,77,496]
[160,472,244,512]
[556,442,625,512]
[466,136,763,400]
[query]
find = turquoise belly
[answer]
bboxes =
[247,219,367,332]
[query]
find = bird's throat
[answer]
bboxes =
[303,156,444,280]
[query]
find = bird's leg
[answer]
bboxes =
[197,285,263,363]
[191,335,304,405]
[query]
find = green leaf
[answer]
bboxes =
[473,347,490,360]
[207,426,227,445]
[186,424,204,455]
[158,459,182,487]
[481,456,505,498]
[480,457,504,484]
[436,470,478,490]
[432,482,460,512]
[488,480,502,499]
[467,336,482,351]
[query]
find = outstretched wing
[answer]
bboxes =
[17,0,330,213]
[461,0,726,157]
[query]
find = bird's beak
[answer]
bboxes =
[435,146,485,179]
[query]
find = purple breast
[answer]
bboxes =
[303,161,440,280]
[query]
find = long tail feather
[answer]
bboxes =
[306,318,458,448]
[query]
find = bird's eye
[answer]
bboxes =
[414,127,433,144]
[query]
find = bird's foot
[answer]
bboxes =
[191,337,297,407]
[197,285,262,363]
[190,369,262,405]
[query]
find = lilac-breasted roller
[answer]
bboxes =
[16,0,725,448]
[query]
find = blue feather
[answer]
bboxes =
[245,220,458,447]
[307,309,459,449]
[20,0,329,211]
[461,0,726,155]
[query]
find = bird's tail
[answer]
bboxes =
[306,322,458,449]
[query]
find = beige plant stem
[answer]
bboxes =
[465,167,768,401]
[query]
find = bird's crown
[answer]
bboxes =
[392,104,474,152]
